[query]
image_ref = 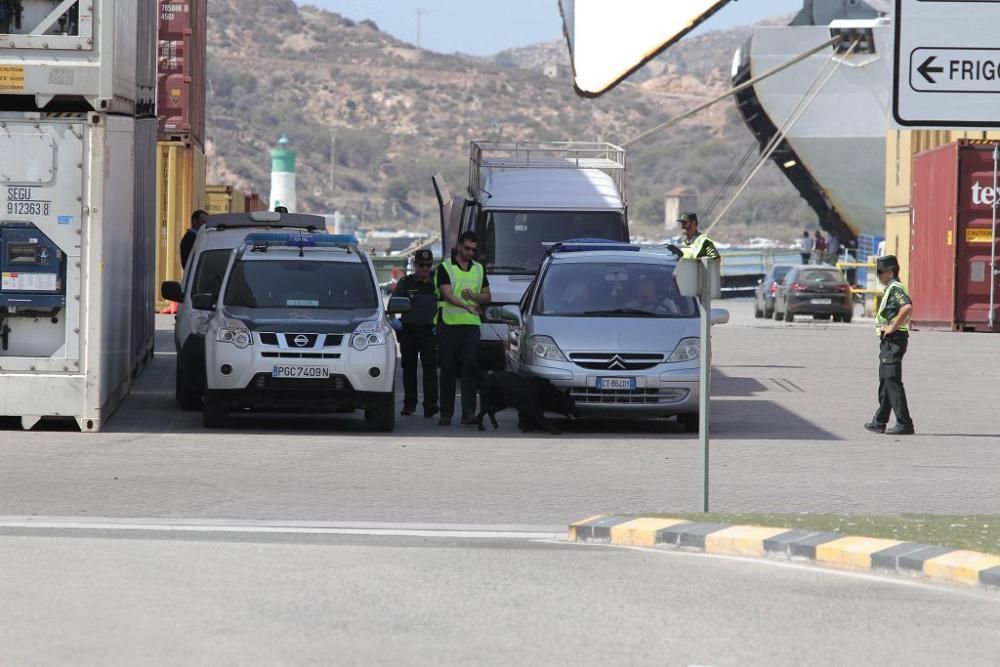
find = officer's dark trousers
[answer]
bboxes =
[438,324,480,420]
[399,325,438,411]
[873,333,913,427]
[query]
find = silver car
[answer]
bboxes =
[494,243,728,431]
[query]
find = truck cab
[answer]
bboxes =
[433,141,629,368]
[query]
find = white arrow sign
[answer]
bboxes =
[560,0,734,97]
[894,0,1000,127]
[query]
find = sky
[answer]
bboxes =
[297,0,805,56]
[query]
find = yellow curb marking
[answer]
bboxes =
[609,517,688,547]
[816,536,903,569]
[923,550,1000,586]
[704,525,790,557]
[568,514,607,541]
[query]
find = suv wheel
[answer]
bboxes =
[176,360,203,411]
[678,413,699,433]
[203,395,229,428]
[365,395,396,432]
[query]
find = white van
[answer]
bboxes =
[160,211,325,409]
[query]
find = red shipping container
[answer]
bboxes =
[245,190,266,212]
[911,140,1000,332]
[157,0,207,146]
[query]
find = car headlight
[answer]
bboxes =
[215,319,252,349]
[526,335,566,362]
[190,313,211,337]
[351,321,388,351]
[667,337,699,363]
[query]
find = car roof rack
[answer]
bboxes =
[208,211,326,231]
[544,238,641,256]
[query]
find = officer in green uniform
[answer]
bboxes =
[677,212,720,260]
[392,248,439,418]
[865,255,915,435]
[434,231,491,426]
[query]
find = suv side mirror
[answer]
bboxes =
[161,281,183,303]
[387,296,411,314]
[192,293,216,311]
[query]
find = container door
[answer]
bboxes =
[911,143,960,328]
[956,143,1000,330]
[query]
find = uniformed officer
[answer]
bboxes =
[677,212,720,260]
[435,231,491,426]
[864,255,915,435]
[392,248,439,418]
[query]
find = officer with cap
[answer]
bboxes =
[676,212,720,260]
[864,255,915,435]
[391,248,439,417]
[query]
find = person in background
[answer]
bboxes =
[799,230,814,264]
[676,212,720,259]
[179,209,208,270]
[813,230,827,264]
[826,234,841,265]
[392,249,439,418]
[435,231,491,426]
[864,255,915,436]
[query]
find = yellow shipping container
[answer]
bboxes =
[885,211,911,286]
[156,140,206,310]
[206,184,247,215]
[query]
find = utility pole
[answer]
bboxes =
[416,8,423,49]
[328,126,337,203]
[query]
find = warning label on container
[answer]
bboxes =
[966,228,996,244]
[1,272,57,292]
[0,66,25,92]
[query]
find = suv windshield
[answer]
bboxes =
[480,210,626,275]
[534,261,696,318]
[223,259,378,310]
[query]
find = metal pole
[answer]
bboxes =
[329,127,337,199]
[699,259,711,513]
[991,144,998,331]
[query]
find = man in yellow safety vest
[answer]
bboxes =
[864,255,915,435]
[677,212,720,260]
[434,231,491,426]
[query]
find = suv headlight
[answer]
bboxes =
[351,321,389,351]
[216,319,252,349]
[667,337,699,362]
[526,335,566,362]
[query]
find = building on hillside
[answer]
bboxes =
[542,62,572,80]
[664,187,698,230]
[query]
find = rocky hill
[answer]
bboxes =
[205,0,815,243]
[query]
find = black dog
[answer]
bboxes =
[477,371,578,434]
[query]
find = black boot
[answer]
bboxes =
[864,421,886,433]
[886,423,915,435]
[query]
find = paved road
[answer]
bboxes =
[2,522,999,666]
[1,305,997,523]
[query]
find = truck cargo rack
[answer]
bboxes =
[469,141,627,202]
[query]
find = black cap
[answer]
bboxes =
[876,255,899,272]
[677,212,699,224]
[414,248,433,264]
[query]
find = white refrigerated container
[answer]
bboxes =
[0,111,153,431]
[0,0,157,114]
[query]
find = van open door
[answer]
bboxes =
[432,173,467,258]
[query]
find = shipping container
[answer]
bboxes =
[0,112,151,431]
[157,0,207,145]
[0,0,157,114]
[910,140,1000,332]
[206,184,248,215]
[132,118,157,377]
[155,140,206,310]
[245,190,266,212]
[884,211,911,286]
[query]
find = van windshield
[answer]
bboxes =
[534,261,697,318]
[223,260,378,310]
[480,210,626,275]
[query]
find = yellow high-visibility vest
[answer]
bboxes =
[435,259,484,326]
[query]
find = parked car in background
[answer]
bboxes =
[772,265,853,323]
[754,264,794,319]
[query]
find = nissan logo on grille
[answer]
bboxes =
[607,355,627,370]
[293,335,310,348]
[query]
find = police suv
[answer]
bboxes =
[195,232,409,431]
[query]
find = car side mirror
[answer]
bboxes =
[161,281,184,303]
[710,308,730,326]
[192,293,216,311]
[483,304,521,326]
[387,296,411,314]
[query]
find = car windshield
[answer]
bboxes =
[480,210,626,275]
[190,249,232,303]
[223,259,378,310]
[534,261,697,318]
